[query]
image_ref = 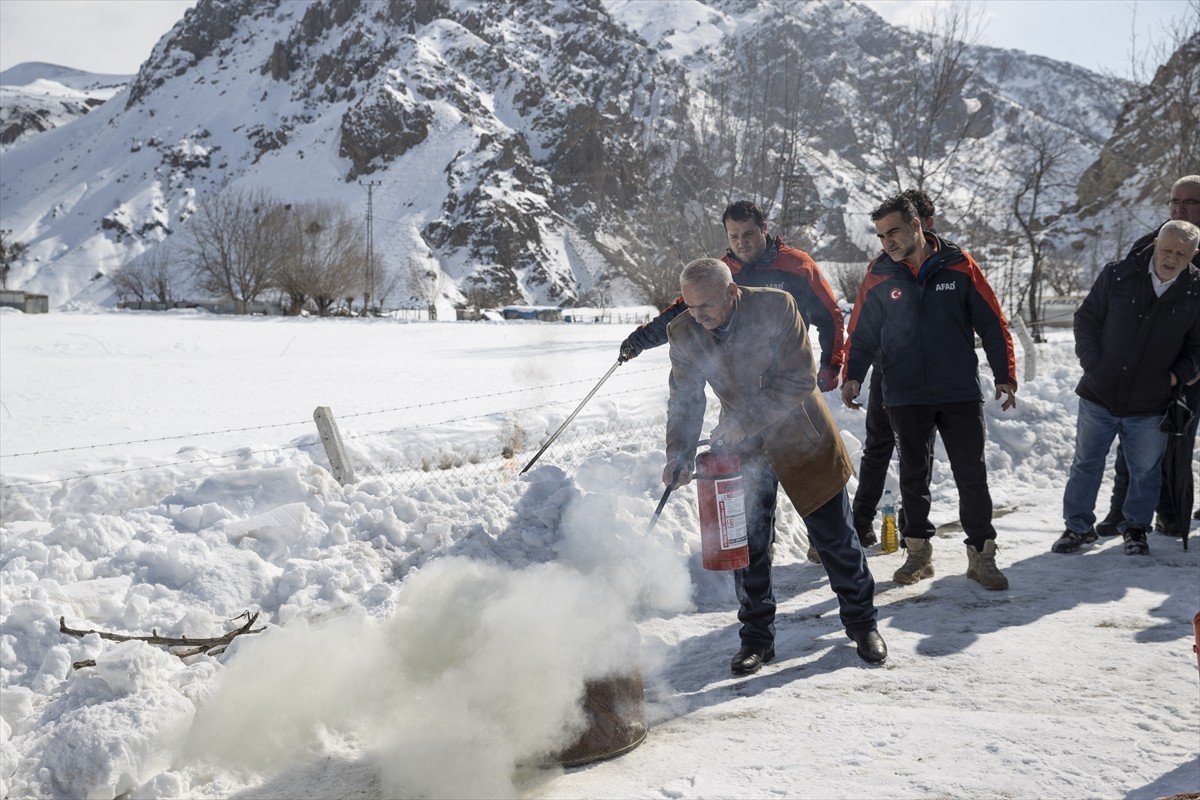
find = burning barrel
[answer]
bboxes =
[554,667,647,767]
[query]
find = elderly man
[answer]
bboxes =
[841,193,1017,590]
[1053,219,1200,556]
[663,258,884,673]
[1095,175,1200,537]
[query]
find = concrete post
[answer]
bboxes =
[1012,316,1037,384]
[313,406,357,486]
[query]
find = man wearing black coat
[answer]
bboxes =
[1095,175,1200,537]
[1053,219,1200,556]
[841,193,1017,589]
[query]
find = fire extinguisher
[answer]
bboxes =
[695,448,750,571]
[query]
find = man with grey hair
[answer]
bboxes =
[662,258,884,673]
[1096,175,1200,537]
[1053,218,1200,556]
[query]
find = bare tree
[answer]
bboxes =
[372,259,404,312]
[0,231,26,290]
[858,2,988,197]
[406,250,445,311]
[829,262,868,307]
[181,187,285,312]
[275,201,364,317]
[1010,120,1073,340]
[110,242,183,306]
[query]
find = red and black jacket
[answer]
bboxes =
[624,237,845,371]
[844,233,1016,406]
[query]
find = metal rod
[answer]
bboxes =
[645,463,685,533]
[645,485,673,533]
[520,360,623,474]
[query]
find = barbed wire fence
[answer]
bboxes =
[0,367,671,499]
[351,416,667,494]
[1,305,1067,500]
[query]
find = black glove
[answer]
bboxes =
[618,336,642,363]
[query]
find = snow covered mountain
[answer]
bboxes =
[0,63,130,151]
[0,0,1127,308]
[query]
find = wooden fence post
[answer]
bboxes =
[313,406,357,486]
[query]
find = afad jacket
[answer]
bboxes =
[843,233,1016,407]
[625,237,846,372]
[1074,244,1200,417]
[665,287,852,517]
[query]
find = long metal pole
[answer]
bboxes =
[519,360,622,474]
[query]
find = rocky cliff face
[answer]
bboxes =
[1071,30,1199,254]
[0,0,1132,308]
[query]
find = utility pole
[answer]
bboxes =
[0,229,10,290]
[359,180,380,315]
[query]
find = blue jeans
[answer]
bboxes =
[1106,379,1200,521]
[1063,398,1167,533]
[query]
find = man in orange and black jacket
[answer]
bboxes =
[618,200,845,392]
[841,192,1017,590]
[849,188,936,548]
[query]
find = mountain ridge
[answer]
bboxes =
[0,0,1167,311]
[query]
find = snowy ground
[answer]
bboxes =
[1,307,1197,800]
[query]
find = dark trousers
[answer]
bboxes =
[1107,379,1200,521]
[852,368,895,526]
[733,453,878,647]
[888,401,997,549]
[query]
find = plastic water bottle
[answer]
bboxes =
[881,489,898,554]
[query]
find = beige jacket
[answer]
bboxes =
[665,286,852,516]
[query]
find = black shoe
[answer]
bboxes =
[1051,528,1097,553]
[1095,511,1124,537]
[854,518,878,548]
[730,644,775,675]
[1123,528,1149,555]
[1193,508,1200,521]
[1153,515,1182,536]
[847,628,888,664]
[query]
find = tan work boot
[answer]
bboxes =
[966,540,1009,590]
[893,538,933,585]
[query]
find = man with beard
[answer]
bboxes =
[849,188,936,547]
[841,193,1017,590]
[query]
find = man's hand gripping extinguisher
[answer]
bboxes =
[695,446,750,571]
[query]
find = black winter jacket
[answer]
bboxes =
[1074,244,1200,417]
[844,233,1016,407]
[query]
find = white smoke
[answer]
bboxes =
[184,466,694,797]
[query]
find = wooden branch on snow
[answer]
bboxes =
[61,610,265,669]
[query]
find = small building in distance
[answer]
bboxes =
[0,290,49,313]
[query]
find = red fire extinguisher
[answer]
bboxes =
[695,449,750,571]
